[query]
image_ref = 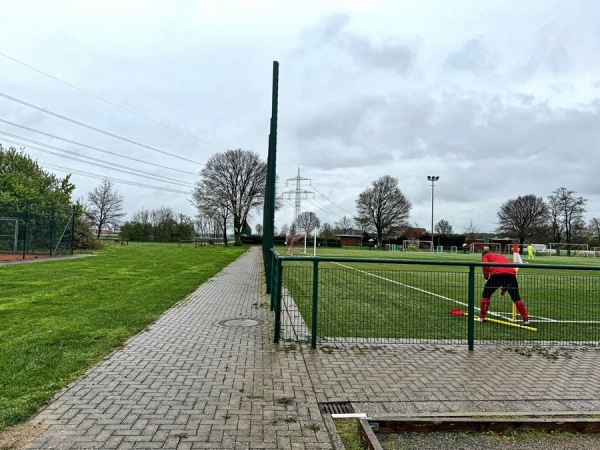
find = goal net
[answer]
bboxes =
[548,243,589,257]
[470,242,501,253]
[286,232,307,255]
[402,239,433,252]
[0,218,18,252]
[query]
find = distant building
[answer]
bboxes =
[388,227,426,240]
[241,220,252,237]
[467,237,512,252]
[337,234,362,246]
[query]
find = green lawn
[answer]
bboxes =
[276,246,600,343]
[0,242,247,432]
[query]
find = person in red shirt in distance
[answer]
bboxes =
[479,250,530,326]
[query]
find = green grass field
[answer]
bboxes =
[275,246,600,344]
[0,242,247,432]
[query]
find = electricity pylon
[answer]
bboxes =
[282,168,314,223]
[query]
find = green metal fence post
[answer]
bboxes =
[49,203,55,257]
[263,61,279,294]
[311,259,319,349]
[468,265,475,351]
[273,255,282,343]
[71,205,75,255]
[270,251,277,310]
[22,201,29,259]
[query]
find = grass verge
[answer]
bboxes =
[0,242,247,432]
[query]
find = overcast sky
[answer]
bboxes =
[2,0,599,234]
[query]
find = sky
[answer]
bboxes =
[1,0,599,234]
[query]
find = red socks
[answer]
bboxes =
[479,298,490,319]
[514,299,528,322]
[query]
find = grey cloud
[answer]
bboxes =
[338,35,416,74]
[294,95,393,168]
[518,23,572,78]
[294,13,416,74]
[295,85,600,183]
[294,13,350,57]
[444,37,497,74]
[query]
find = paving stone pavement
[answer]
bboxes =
[26,247,600,449]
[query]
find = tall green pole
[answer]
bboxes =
[263,61,279,293]
[71,204,76,255]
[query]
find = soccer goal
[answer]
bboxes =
[548,243,589,257]
[470,242,501,253]
[0,218,18,252]
[402,239,434,252]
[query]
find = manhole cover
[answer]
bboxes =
[219,318,261,327]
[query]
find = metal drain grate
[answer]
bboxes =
[318,402,354,414]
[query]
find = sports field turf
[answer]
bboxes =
[274,246,600,344]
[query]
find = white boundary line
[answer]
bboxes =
[331,262,600,324]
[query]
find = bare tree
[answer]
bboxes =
[463,220,480,242]
[255,223,263,236]
[588,218,600,244]
[280,224,289,237]
[548,187,587,252]
[435,219,453,235]
[87,179,125,238]
[294,211,320,235]
[335,216,354,234]
[196,204,231,244]
[192,149,267,246]
[319,222,335,240]
[132,208,150,225]
[354,175,412,246]
[495,194,549,244]
[195,214,212,237]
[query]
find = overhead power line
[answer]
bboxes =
[0,134,194,187]
[305,197,344,222]
[0,92,201,165]
[308,180,355,217]
[0,52,227,150]
[0,118,198,176]
[42,162,191,194]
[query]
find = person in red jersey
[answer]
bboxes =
[479,250,530,326]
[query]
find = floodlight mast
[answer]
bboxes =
[427,176,439,250]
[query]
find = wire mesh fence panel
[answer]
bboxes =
[280,262,470,345]
[0,200,75,259]
[279,265,313,343]
[475,272,600,345]
[0,217,18,252]
[276,256,600,348]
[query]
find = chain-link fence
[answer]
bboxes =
[0,200,75,260]
[269,251,600,349]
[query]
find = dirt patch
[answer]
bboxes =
[0,253,49,262]
[0,422,44,450]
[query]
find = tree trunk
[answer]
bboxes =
[222,224,228,246]
[233,229,242,246]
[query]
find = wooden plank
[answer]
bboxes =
[358,418,384,450]
[373,417,600,434]
[371,411,600,418]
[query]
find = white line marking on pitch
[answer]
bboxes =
[330,262,600,324]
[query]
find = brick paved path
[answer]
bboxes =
[27,247,600,449]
